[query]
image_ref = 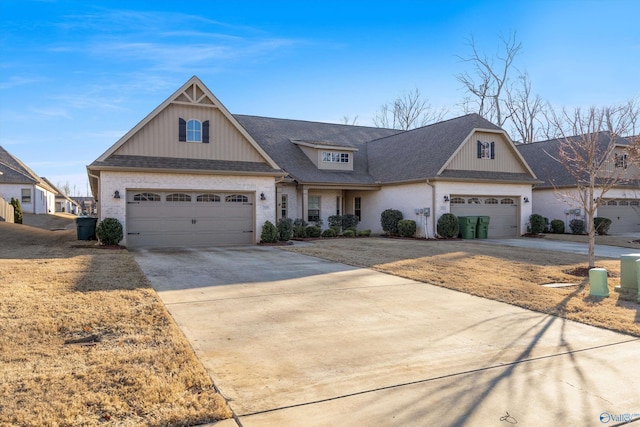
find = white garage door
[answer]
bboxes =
[127,190,254,248]
[597,199,640,234]
[450,196,519,238]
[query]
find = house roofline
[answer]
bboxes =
[87,165,286,178]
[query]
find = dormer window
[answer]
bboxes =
[322,151,350,163]
[179,118,210,143]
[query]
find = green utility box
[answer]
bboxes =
[476,216,490,239]
[75,216,98,240]
[458,216,478,239]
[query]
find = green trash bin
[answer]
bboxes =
[75,216,98,240]
[476,216,490,239]
[458,216,478,239]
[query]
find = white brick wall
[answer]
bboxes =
[99,171,276,246]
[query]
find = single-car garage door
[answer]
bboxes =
[597,199,640,234]
[127,190,254,248]
[450,196,519,238]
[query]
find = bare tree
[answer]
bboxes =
[546,103,638,268]
[56,180,72,196]
[456,31,522,126]
[341,115,359,126]
[505,72,544,143]
[373,88,448,130]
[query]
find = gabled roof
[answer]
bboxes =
[517,131,633,188]
[367,114,506,182]
[0,145,56,192]
[235,115,401,185]
[92,76,280,171]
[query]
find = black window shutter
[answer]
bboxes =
[490,141,495,159]
[178,118,186,142]
[203,120,210,143]
[477,140,482,158]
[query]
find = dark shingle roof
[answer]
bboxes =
[367,114,503,182]
[517,132,631,188]
[235,115,401,184]
[0,145,56,193]
[89,155,282,174]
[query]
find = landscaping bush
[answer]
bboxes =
[380,209,403,236]
[342,229,355,237]
[357,229,371,237]
[550,219,565,234]
[341,214,359,230]
[10,197,22,224]
[260,220,279,243]
[569,219,585,235]
[398,219,417,238]
[529,214,546,235]
[328,215,342,229]
[293,218,307,227]
[436,213,459,238]
[305,225,322,238]
[277,218,294,241]
[593,217,612,235]
[96,217,123,245]
[321,228,337,238]
[293,225,307,238]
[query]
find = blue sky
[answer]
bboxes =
[1,0,638,196]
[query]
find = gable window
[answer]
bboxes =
[354,197,361,221]
[166,193,191,202]
[614,153,628,169]
[21,188,31,203]
[133,192,161,202]
[179,118,209,143]
[477,140,495,160]
[308,196,320,222]
[322,151,350,163]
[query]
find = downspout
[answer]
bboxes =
[426,179,436,238]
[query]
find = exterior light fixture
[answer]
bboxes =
[113,190,121,199]
[260,192,266,201]
[523,197,529,203]
[443,195,450,202]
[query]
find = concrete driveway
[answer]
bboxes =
[483,238,640,258]
[133,246,640,427]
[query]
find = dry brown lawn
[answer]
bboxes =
[0,215,232,426]
[283,237,640,337]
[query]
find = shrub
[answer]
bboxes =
[305,225,321,238]
[321,228,337,238]
[529,214,546,235]
[293,218,307,227]
[328,215,342,229]
[569,219,585,235]
[357,229,371,237]
[341,214,359,230]
[260,220,279,243]
[343,229,355,237]
[96,217,123,245]
[277,218,294,241]
[436,213,459,238]
[398,219,417,238]
[593,217,612,235]
[293,225,307,238]
[550,219,565,234]
[10,197,23,224]
[380,209,403,236]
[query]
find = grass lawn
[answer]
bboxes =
[0,217,232,426]
[283,237,640,337]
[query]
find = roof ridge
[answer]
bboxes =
[233,113,400,132]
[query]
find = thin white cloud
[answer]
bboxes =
[0,75,45,90]
[30,107,72,119]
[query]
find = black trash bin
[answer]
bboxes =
[75,216,98,240]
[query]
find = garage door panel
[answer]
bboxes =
[598,200,640,234]
[450,196,519,238]
[126,190,254,248]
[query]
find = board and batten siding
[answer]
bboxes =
[114,103,265,163]
[446,131,527,173]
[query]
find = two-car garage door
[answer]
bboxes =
[450,196,519,238]
[597,199,640,234]
[126,190,254,248]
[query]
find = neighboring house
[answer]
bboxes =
[518,133,640,234]
[41,177,80,214]
[72,197,97,215]
[88,76,539,248]
[0,145,56,215]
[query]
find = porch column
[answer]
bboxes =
[302,186,309,224]
[275,185,283,221]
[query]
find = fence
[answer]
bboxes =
[0,198,15,223]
